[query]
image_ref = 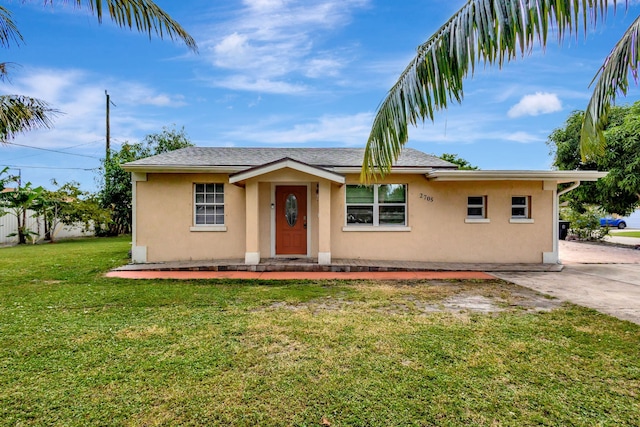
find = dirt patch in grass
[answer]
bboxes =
[254,280,562,315]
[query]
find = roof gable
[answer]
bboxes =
[229,157,345,184]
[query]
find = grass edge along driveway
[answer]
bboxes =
[1,236,639,426]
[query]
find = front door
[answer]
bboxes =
[275,185,307,255]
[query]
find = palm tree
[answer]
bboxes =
[0,1,197,143]
[362,0,639,181]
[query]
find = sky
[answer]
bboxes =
[2,0,640,192]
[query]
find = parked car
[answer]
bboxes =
[600,217,627,229]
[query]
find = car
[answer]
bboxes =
[600,217,627,229]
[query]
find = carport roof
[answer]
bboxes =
[426,170,608,183]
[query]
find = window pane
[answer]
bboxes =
[195,194,204,203]
[468,207,483,217]
[378,184,406,203]
[205,194,215,203]
[215,194,224,203]
[195,184,204,193]
[512,207,526,217]
[346,185,374,203]
[195,214,206,224]
[347,206,373,224]
[512,196,526,206]
[468,196,484,206]
[379,206,406,225]
[215,214,224,225]
[285,194,298,227]
[215,183,224,193]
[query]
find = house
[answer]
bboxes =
[123,147,606,265]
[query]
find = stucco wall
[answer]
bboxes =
[134,171,554,264]
[330,174,553,263]
[136,173,246,262]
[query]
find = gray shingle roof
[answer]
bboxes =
[124,147,456,169]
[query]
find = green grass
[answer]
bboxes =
[1,237,639,426]
[612,230,640,238]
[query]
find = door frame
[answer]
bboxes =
[270,183,311,258]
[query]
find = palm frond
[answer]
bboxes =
[67,0,197,52]
[0,6,23,49]
[0,95,60,143]
[362,0,617,182]
[580,14,640,160]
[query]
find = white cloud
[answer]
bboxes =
[223,112,374,145]
[503,131,543,144]
[0,67,187,150]
[213,76,308,95]
[507,92,562,118]
[198,0,369,92]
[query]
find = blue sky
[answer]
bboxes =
[2,0,640,191]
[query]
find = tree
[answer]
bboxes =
[362,0,639,181]
[0,1,197,143]
[100,126,193,235]
[548,102,640,216]
[0,169,44,244]
[438,153,478,170]
[33,181,110,242]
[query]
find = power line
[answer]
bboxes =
[5,141,101,159]
[0,164,98,171]
[4,140,104,162]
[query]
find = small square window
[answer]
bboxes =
[467,196,486,218]
[511,196,530,218]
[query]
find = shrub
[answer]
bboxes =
[560,205,608,241]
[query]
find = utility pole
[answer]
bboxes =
[105,90,111,161]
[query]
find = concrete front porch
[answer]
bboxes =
[112,257,563,273]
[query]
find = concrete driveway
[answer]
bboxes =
[496,240,640,325]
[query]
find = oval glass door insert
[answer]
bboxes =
[285,194,298,227]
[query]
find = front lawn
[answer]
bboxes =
[1,237,639,426]
[613,230,640,238]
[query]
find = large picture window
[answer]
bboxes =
[346,184,406,226]
[194,183,224,225]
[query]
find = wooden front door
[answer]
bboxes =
[275,185,307,255]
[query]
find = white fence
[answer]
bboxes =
[0,209,93,245]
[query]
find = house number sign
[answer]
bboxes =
[419,193,434,202]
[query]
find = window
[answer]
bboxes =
[194,183,224,225]
[346,184,406,226]
[467,196,487,218]
[511,196,529,218]
[510,196,533,223]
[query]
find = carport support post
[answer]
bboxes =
[317,180,331,265]
[244,180,260,265]
[543,180,559,264]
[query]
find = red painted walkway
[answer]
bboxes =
[105,270,496,280]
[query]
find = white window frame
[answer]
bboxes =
[343,184,409,230]
[191,183,227,232]
[510,195,534,223]
[465,195,490,223]
[511,196,529,218]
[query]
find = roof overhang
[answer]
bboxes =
[330,166,447,175]
[425,170,608,183]
[229,157,345,185]
[122,164,248,174]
